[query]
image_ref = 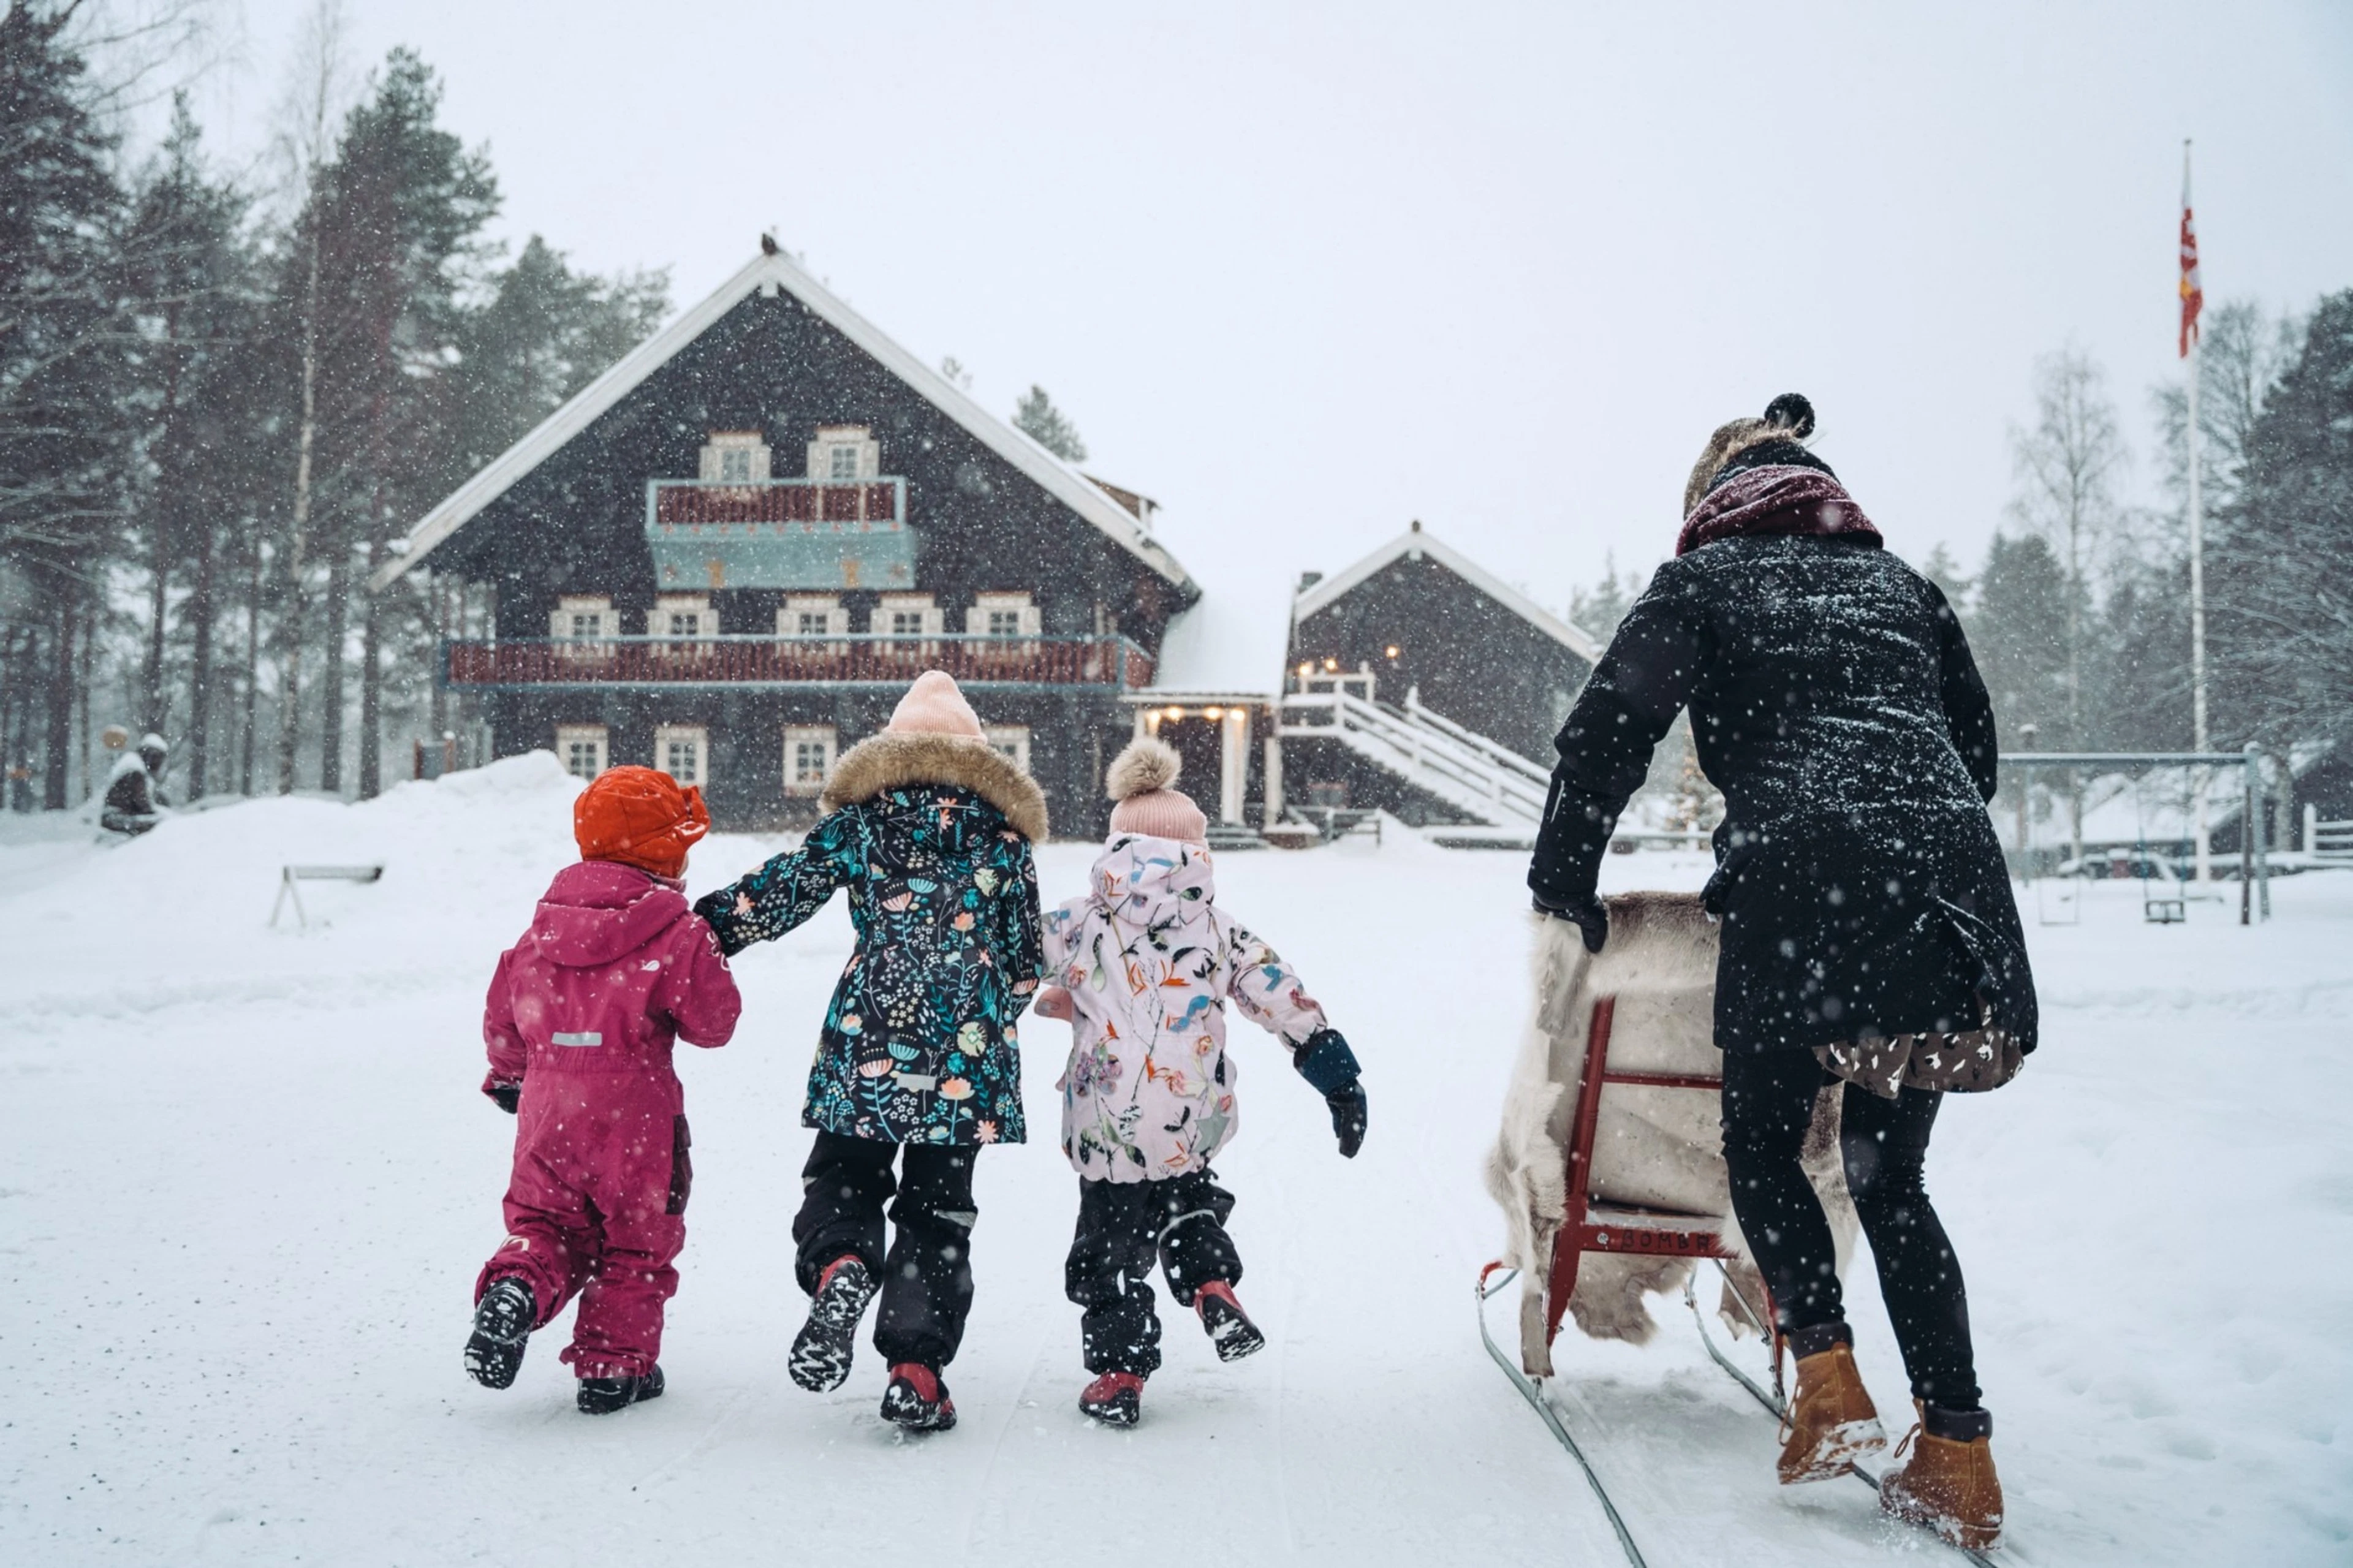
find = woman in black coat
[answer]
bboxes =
[1528,395,2029,1551]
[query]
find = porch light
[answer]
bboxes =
[1163,705,1185,721]
[1204,706,1224,721]
[1384,645,1400,658]
[1322,657,1338,672]
[1297,662,1313,680]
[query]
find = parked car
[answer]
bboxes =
[2053,848,2189,882]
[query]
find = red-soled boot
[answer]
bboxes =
[1079,1371,1145,1426]
[880,1362,957,1433]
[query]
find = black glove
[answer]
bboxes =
[1531,887,1608,953]
[1325,1080,1367,1159]
[1294,1028,1365,1157]
[487,1081,521,1115]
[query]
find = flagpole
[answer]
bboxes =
[2185,137,2211,883]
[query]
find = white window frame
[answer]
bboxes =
[877,592,942,655]
[806,423,880,483]
[556,723,608,780]
[699,430,771,484]
[778,595,844,638]
[551,595,613,662]
[654,724,708,787]
[783,725,838,797]
[969,591,1041,640]
[653,593,714,661]
[984,724,1031,774]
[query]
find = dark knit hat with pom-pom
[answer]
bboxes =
[1105,736,1210,845]
[1680,392,1835,517]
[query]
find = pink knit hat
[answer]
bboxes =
[1106,736,1208,845]
[887,670,985,739]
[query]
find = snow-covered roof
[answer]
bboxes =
[1141,557,1300,702]
[372,248,1196,594]
[1294,525,1602,665]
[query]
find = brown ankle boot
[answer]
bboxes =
[1881,1403,2003,1550]
[1776,1328,1887,1484]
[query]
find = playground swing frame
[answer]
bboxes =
[2002,749,2272,926]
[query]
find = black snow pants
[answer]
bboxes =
[1065,1170,1243,1377]
[1719,1051,1980,1410]
[793,1132,979,1371]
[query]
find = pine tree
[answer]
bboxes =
[2219,290,2353,746]
[121,94,260,794]
[1969,532,2072,751]
[279,46,498,796]
[1013,384,1086,461]
[0,3,129,808]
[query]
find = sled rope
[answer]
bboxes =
[1476,1265,1649,1568]
[1683,1267,2007,1568]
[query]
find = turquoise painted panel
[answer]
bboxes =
[646,521,917,591]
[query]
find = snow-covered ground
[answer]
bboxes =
[2,756,2346,1566]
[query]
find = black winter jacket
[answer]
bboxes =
[1529,534,2037,1058]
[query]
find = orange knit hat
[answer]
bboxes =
[574,765,710,879]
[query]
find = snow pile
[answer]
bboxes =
[0,774,2346,1565]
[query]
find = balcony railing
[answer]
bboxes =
[649,477,904,528]
[645,477,915,591]
[442,634,1156,692]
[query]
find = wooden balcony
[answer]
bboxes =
[650,477,903,527]
[442,634,1156,692]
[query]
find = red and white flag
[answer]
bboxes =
[2178,159,2203,358]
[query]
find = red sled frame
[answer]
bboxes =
[1539,995,1785,1398]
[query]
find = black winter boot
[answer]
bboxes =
[791,1254,878,1393]
[577,1364,665,1415]
[1194,1280,1265,1362]
[464,1276,537,1390]
[879,1363,957,1432]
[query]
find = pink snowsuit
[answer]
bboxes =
[476,860,741,1379]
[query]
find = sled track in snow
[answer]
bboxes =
[1474,1267,2008,1568]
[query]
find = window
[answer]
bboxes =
[797,611,831,636]
[784,725,837,795]
[985,725,1031,774]
[551,596,612,662]
[969,591,1040,640]
[555,724,607,780]
[653,595,713,659]
[806,424,879,483]
[699,431,770,484]
[877,593,941,647]
[655,724,708,787]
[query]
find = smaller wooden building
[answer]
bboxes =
[1289,521,1600,762]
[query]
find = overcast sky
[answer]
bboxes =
[179,0,2353,614]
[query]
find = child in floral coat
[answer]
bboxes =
[1035,737,1367,1426]
[694,671,1045,1433]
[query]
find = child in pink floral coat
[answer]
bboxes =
[1034,737,1366,1426]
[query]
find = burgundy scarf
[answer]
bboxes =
[1675,464,1883,558]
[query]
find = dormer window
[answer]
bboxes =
[780,595,844,638]
[699,430,770,485]
[970,591,1040,640]
[808,424,879,483]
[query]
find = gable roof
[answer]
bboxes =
[371,248,1197,594]
[1293,524,1603,664]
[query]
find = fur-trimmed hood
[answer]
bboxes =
[822,731,1050,841]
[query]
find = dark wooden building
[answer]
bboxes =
[378,245,1200,835]
[1288,522,1599,762]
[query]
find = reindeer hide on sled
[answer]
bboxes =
[1483,891,1857,1376]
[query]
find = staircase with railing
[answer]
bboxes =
[1277,675,1550,830]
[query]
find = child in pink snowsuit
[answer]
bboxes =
[1036,737,1368,1426]
[464,766,741,1414]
